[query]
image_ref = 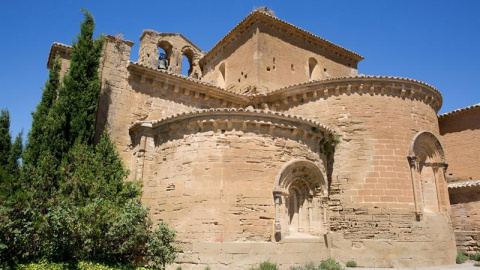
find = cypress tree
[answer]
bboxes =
[23,56,61,166]
[0,110,22,193]
[0,110,12,168]
[62,9,104,146]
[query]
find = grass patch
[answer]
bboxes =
[17,261,150,270]
[346,260,357,268]
[456,250,468,264]
[471,252,480,261]
[319,259,344,270]
[250,261,278,270]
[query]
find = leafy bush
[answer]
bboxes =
[471,252,480,261]
[303,262,317,270]
[346,260,357,268]
[319,259,344,270]
[18,261,151,270]
[204,266,211,270]
[250,261,278,270]
[456,250,467,264]
[474,262,480,267]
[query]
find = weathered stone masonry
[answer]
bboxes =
[46,9,480,269]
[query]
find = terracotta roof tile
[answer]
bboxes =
[448,180,480,189]
[129,107,335,135]
[438,103,480,119]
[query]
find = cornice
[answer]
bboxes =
[200,10,363,66]
[47,42,72,68]
[438,103,480,120]
[130,107,335,135]
[129,108,335,152]
[448,180,480,189]
[126,64,443,112]
[258,75,443,112]
[127,61,250,106]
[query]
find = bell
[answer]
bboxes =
[158,59,167,70]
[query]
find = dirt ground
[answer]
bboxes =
[353,262,478,270]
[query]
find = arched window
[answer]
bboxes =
[273,160,328,240]
[308,57,321,80]
[217,62,226,88]
[408,131,449,220]
[287,179,311,234]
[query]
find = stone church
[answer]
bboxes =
[47,9,480,269]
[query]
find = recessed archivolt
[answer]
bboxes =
[274,159,327,196]
[409,131,446,164]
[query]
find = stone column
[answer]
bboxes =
[273,190,282,235]
[408,156,423,220]
[308,198,313,233]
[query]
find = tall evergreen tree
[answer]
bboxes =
[23,56,61,166]
[0,110,28,269]
[62,9,104,146]
[0,110,22,193]
[0,110,12,168]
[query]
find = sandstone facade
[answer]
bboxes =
[439,105,480,254]
[46,9,477,269]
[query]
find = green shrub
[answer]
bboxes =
[176,267,182,270]
[250,261,278,270]
[17,261,66,270]
[471,252,480,261]
[346,260,357,268]
[204,266,211,270]
[319,259,344,270]
[456,250,468,264]
[18,261,151,270]
[303,262,317,270]
[474,262,480,267]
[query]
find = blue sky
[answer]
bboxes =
[1,0,479,141]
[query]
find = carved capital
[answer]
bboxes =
[275,221,281,233]
[407,155,418,168]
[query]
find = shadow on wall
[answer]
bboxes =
[94,80,113,143]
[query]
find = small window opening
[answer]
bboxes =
[267,66,271,71]
[181,55,190,76]
[309,57,321,80]
[217,62,226,88]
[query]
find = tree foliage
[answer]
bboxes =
[0,10,176,269]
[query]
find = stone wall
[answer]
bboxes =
[439,105,480,181]
[129,110,333,269]
[278,79,456,267]
[256,24,357,91]
[449,185,480,254]
[201,11,360,94]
